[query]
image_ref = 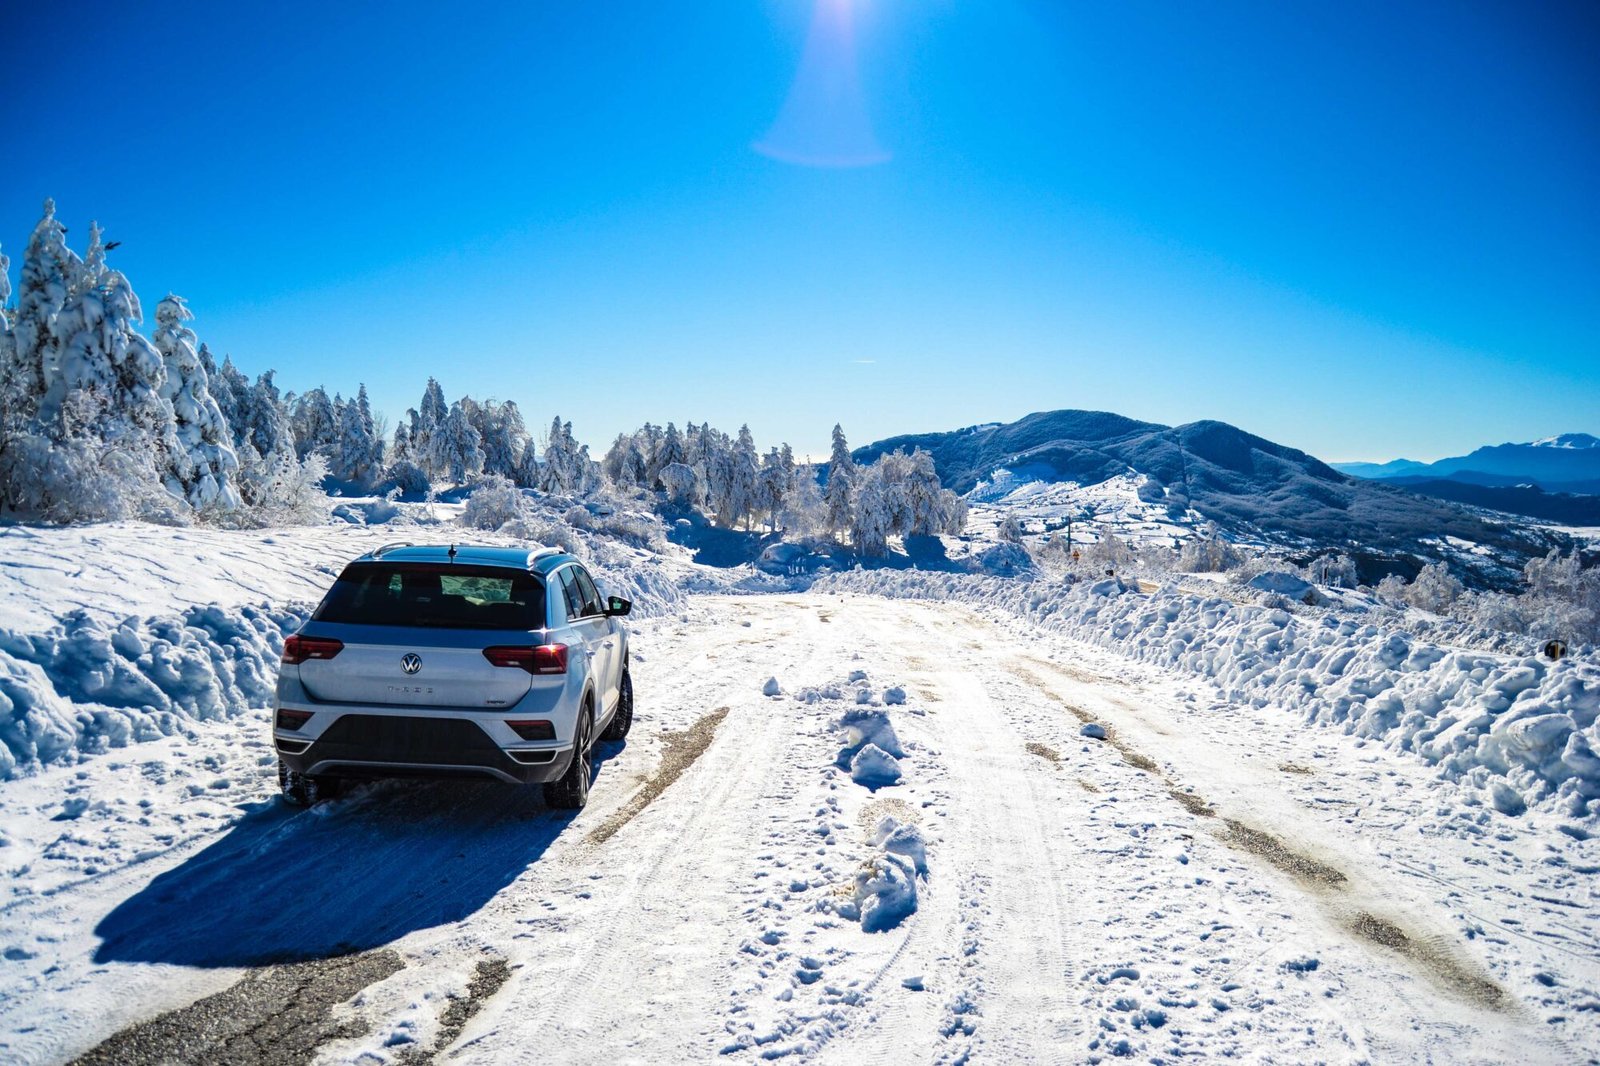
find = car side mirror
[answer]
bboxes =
[605,596,632,617]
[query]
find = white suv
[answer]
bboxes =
[272,544,632,809]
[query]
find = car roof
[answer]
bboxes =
[356,543,575,574]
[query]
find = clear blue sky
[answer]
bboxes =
[4,0,1596,462]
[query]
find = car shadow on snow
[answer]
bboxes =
[92,745,625,968]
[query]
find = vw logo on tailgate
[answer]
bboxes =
[400,653,423,675]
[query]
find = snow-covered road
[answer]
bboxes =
[5,594,1596,1064]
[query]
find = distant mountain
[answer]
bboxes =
[1334,433,1600,492]
[1381,478,1600,527]
[854,409,1564,585]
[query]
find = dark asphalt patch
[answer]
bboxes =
[72,949,404,1066]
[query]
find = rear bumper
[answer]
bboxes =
[276,712,573,785]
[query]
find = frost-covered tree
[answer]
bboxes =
[472,399,528,480]
[334,384,382,485]
[1306,552,1359,589]
[1179,524,1239,573]
[755,446,791,530]
[779,463,825,534]
[602,432,648,489]
[153,294,240,513]
[825,423,855,539]
[539,416,582,494]
[206,349,250,446]
[235,369,296,463]
[289,386,338,460]
[429,400,484,485]
[660,460,702,506]
[412,377,448,478]
[1085,533,1135,572]
[900,448,963,535]
[1406,561,1464,615]
[724,424,760,529]
[998,513,1024,543]
[39,223,179,501]
[5,200,81,439]
[1521,548,1598,642]
[655,422,686,487]
[851,467,893,557]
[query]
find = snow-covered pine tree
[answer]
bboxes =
[0,242,13,443]
[239,369,296,463]
[206,349,250,448]
[289,386,338,460]
[334,384,382,485]
[851,465,892,557]
[39,223,181,511]
[539,416,579,493]
[430,400,485,485]
[727,424,760,529]
[621,437,648,488]
[825,423,855,539]
[153,294,241,513]
[514,430,541,488]
[573,440,599,495]
[5,200,81,439]
[656,422,687,487]
[779,463,825,534]
[413,377,448,478]
[602,433,632,485]
[756,446,790,531]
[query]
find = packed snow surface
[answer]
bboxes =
[0,523,1596,1064]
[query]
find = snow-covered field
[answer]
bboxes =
[1,521,1597,1064]
[967,471,1202,552]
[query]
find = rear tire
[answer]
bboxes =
[278,759,339,807]
[544,706,593,810]
[600,669,633,741]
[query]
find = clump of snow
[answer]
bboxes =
[815,569,1600,820]
[1248,571,1319,605]
[835,707,905,768]
[1081,722,1108,740]
[850,852,918,933]
[873,816,927,875]
[850,744,902,790]
[762,676,782,697]
[883,686,906,705]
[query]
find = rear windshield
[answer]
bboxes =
[313,563,546,630]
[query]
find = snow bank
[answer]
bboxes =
[816,570,1600,819]
[0,602,305,779]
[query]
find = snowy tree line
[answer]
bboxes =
[0,201,966,556]
[592,420,965,554]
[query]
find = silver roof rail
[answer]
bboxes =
[371,541,414,559]
[529,546,565,563]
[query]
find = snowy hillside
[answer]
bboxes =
[856,409,1567,584]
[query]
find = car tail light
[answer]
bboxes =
[276,709,313,731]
[483,644,567,674]
[506,719,556,741]
[282,635,343,665]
